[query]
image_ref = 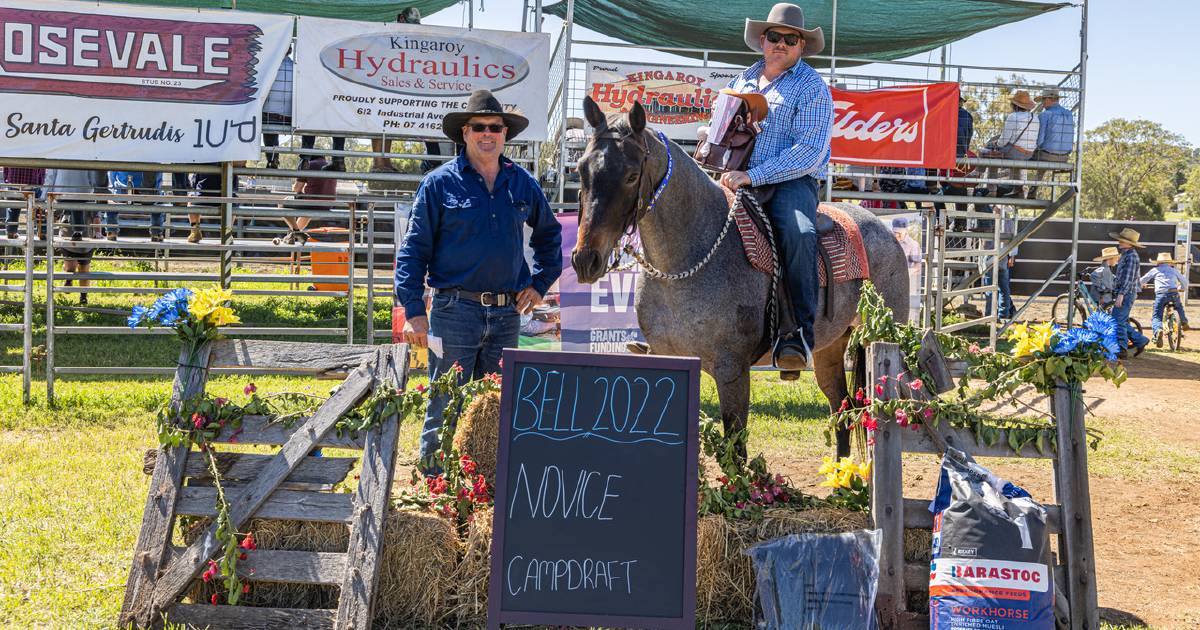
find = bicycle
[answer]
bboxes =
[1155,290,1185,351]
[1051,273,1143,347]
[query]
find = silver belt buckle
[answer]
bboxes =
[480,291,495,307]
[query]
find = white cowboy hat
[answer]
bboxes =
[1108,227,1146,248]
[744,3,825,58]
[1153,252,1180,264]
[1036,87,1062,101]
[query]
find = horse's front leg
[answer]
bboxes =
[712,361,751,462]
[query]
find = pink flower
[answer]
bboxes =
[415,383,427,393]
[982,346,995,354]
[774,473,785,485]
[867,436,876,447]
[452,362,464,374]
[837,398,850,413]
[242,583,250,594]
[878,375,888,383]
[909,379,924,391]
[240,533,256,551]
[211,593,219,605]
[854,388,866,404]
[874,384,884,396]
[735,501,745,510]
[861,411,878,433]
[968,343,980,354]
[214,397,228,407]
[895,408,909,426]
[483,372,502,386]
[192,413,205,429]
[244,382,257,395]
[923,407,935,420]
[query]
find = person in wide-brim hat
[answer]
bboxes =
[1092,246,1120,263]
[1010,90,1036,111]
[1153,252,1180,264]
[1036,87,1061,102]
[744,2,825,57]
[1109,227,1146,249]
[442,89,529,145]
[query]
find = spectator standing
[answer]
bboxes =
[285,155,338,244]
[1110,227,1150,358]
[106,171,165,241]
[395,90,562,473]
[42,169,106,240]
[3,167,45,239]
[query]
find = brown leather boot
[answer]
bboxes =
[187,223,202,243]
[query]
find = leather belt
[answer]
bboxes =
[433,287,516,307]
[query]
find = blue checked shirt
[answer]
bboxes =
[1036,104,1075,154]
[726,59,833,186]
[1113,248,1142,299]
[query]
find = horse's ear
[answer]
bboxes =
[583,96,606,131]
[629,100,646,134]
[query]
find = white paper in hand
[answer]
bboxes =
[426,334,444,359]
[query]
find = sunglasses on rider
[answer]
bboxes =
[467,123,507,133]
[764,30,801,46]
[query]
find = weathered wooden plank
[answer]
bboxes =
[1052,382,1100,630]
[917,329,956,394]
[119,343,213,629]
[901,424,1056,459]
[165,547,346,585]
[902,497,1062,534]
[209,339,380,375]
[209,416,365,449]
[164,603,335,629]
[904,562,930,592]
[869,342,907,626]
[142,350,381,621]
[337,344,408,629]
[175,487,354,523]
[144,450,356,487]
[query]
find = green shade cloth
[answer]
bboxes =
[546,0,1068,67]
[103,0,461,22]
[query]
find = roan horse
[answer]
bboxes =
[570,97,910,457]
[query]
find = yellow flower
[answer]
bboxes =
[857,460,873,480]
[1029,322,1057,352]
[835,468,855,488]
[820,473,840,488]
[818,456,836,476]
[206,306,241,327]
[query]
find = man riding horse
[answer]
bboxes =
[721,2,832,372]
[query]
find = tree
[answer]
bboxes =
[1081,119,1190,220]
[1182,165,1200,216]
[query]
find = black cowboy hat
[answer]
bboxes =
[442,90,529,145]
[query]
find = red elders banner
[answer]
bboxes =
[830,83,958,169]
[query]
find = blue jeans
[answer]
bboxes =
[104,205,164,235]
[4,207,19,234]
[764,176,819,350]
[419,293,520,472]
[985,264,1014,319]
[1151,292,1188,335]
[1112,295,1148,350]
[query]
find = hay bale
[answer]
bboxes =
[453,391,500,481]
[694,507,870,623]
[445,507,495,627]
[183,508,459,626]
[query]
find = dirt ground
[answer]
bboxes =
[771,322,1200,629]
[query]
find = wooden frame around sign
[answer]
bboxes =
[486,348,701,630]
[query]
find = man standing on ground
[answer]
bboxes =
[892,217,922,323]
[395,90,562,473]
[1110,227,1150,358]
[720,2,832,370]
[286,155,338,244]
[1029,87,1074,199]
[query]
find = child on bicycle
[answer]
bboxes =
[1140,252,1190,342]
[1086,246,1119,309]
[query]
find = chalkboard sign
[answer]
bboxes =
[487,349,701,630]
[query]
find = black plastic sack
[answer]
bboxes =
[745,530,881,630]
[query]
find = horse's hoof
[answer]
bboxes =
[626,341,651,355]
[779,370,801,381]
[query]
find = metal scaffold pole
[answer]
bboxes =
[1067,0,1089,329]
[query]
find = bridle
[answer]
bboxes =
[588,127,673,238]
[585,124,736,281]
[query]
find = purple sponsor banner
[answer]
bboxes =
[558,212,644,353]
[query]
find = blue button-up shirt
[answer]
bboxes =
[1113,247,1142,298]
[394,154,562,320]
[1140,263,1186,295]
[1036,104,1075,154]
[726,59,833,186]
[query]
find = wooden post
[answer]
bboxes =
[337,345,407,628]
[916,329,955,394]
[868,342,905,626]
[1052,382,1100,629]
[118,343,213,627]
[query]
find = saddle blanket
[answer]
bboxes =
[724,188,870,286]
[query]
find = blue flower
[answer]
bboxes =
[1054,328,1085,353]
[147,288,192,326]
[127,305,148,329]
[1084,311,1116,338]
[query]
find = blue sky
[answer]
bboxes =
[423,0,1198,146]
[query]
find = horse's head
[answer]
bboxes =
[570,96,660,283]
